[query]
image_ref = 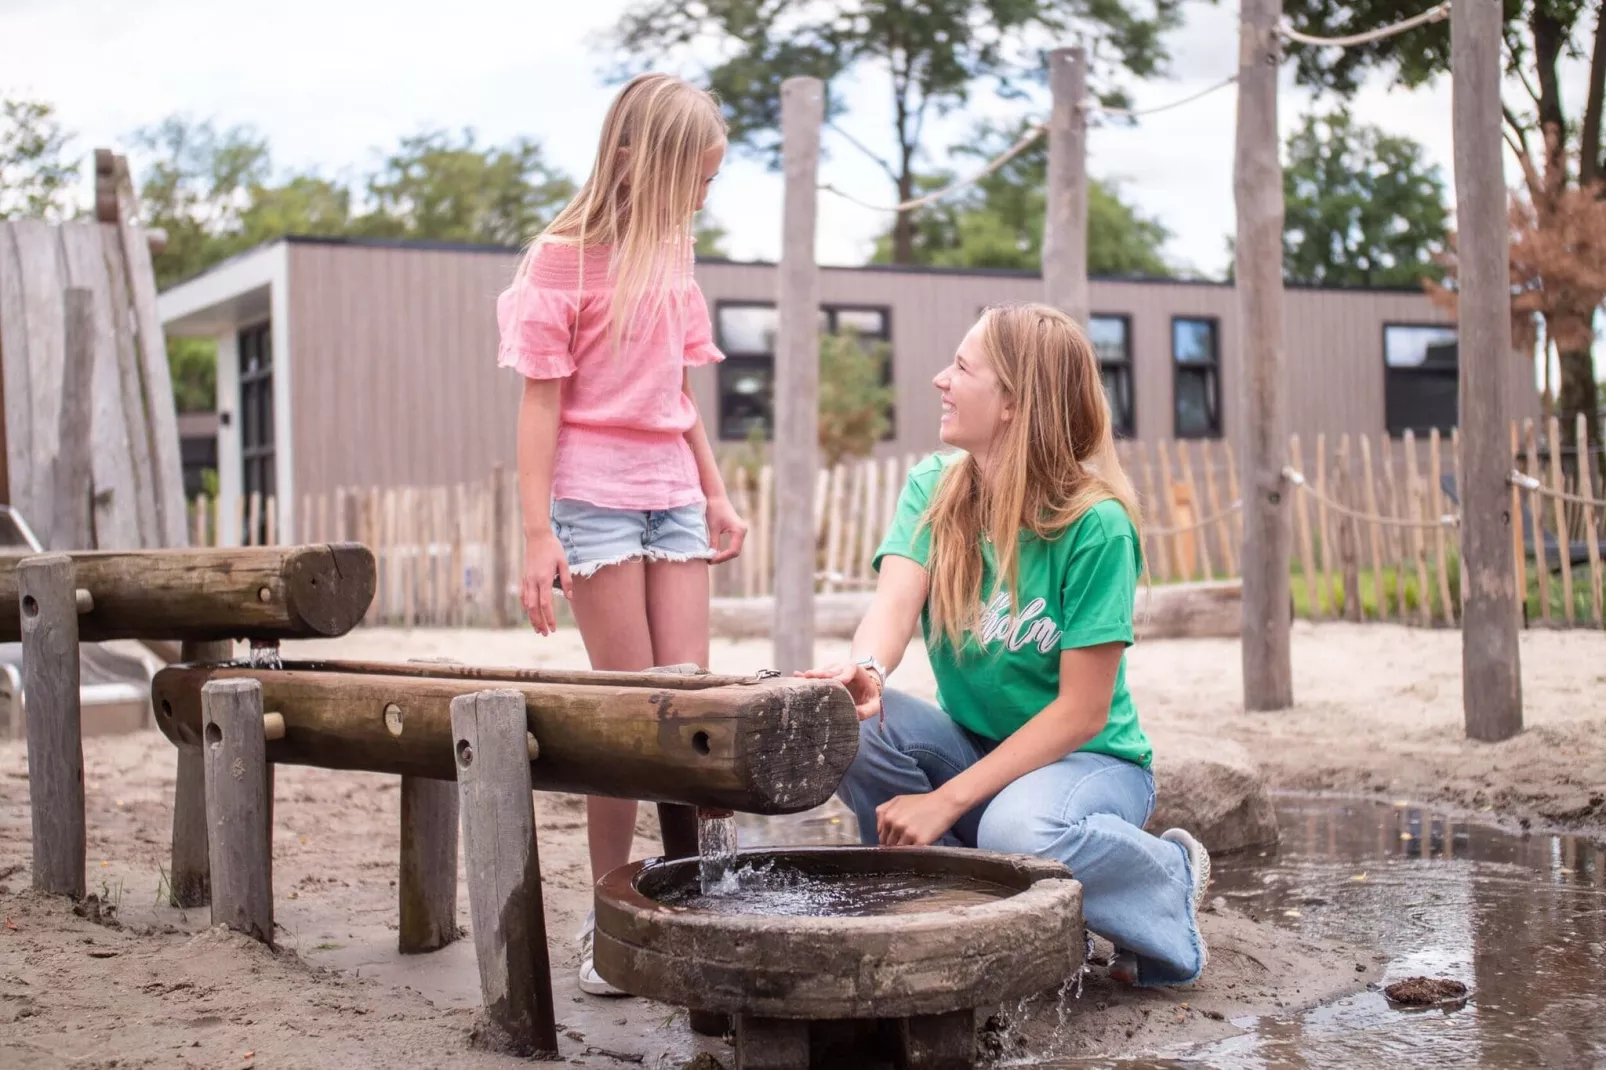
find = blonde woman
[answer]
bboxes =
[497,73,746,995]
[800,303,1210,987]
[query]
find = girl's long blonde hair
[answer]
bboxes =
[514,73,726,350]
[924,302,1145,651]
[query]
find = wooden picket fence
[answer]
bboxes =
[188,416,1605,631]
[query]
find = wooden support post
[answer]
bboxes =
[1234,0,1292,709]
[735,1014,810,1070]
[201,678,273,943]
[52,289,95,551]
[20,554,85,898]
[894,1010,976,1070]
[1290,434,1320,620]
[655,799,730,1038]
[1044,46,1089,324]
[399,776,460,953]
[773,76,824,674]
[170,638,233,907]
[491,465,509,628]
[451,689,559,1058]
[1578,413,1604,627]
[1453,0,1522,739]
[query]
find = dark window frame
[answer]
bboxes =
[1090,312,1135,438]
[1382,321,1459,437]
[238,320,275,543]
[713,300,895,442]
[1171,315,1222,439]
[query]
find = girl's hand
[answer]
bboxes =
[795,662,882,721]
[706,495,748,564]
[522,531,572,636]
[876,790,966,847]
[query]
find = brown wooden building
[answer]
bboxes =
[159,235,1537,544]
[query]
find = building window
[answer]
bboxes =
[1089,314,1134,437]
[1384,324,1458,436]
[238,321,275,543]
[714,302,893,441]
[1172,316,1221,439]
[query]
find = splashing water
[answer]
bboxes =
[247,640,282,670]
[697,809,740,895]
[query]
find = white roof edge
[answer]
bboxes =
[157,240,288,325]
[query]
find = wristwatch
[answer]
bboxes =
[855,654,888,690]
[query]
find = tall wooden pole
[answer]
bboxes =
[773,76,824,674]
[1044,46,1090,325]
[1452,0,1522,741]
[1234,0,1294,710]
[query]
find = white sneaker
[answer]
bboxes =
[577,911,629,998]
[1161,828,1211,977]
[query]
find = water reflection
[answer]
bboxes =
[740,794,1606,1068]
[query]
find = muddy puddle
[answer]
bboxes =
[738,793,1606,1068]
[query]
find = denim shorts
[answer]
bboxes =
[550,498,713,578]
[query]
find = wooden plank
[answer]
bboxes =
[7,220,67,540]
[169,638,233,908]
[1381,436,1409,619]
[1508,422,1525,622]
[1136,441,1171,582]
[113,163,189,547]
[1289,434,1320,620]
[1404,430,1433,626]
[774,76,824,672]
[19,553,85,898]
[95,223,160,547]
[1453,0,1523,738]
[757,461,774,597]
[246,492,261,549]
[490,466,508,627]
[1338,435,1362,621]
[0,223,35,517]
[57,223,145,550]
[857,455,880,587]
[265,495,278,548]
[1525,419,1550,622]
[1430,430,1456,625]
[192,494,207,548]
[202,678,273,943]
[451,483,466,627]
[822,463,846,593]
[1156,441,1189,581]
[1202,440,1236,576]
[1359,435,1388,620]
[1547,415,1574,624]
[1315,434,1335,616]
[1177,442,1213,579]
[1576,413,1604,627]
[367,486,382,626]
[51,288,95,551]
[1225,441,1244,555]
[451,689,559,1057]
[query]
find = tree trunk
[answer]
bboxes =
[892,167,915,263]
[1556,337,1603,472]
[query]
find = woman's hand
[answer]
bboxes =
[706,494,748,564]
[876,790,967,847]
[521,531,572,636]
[795,662,883,721]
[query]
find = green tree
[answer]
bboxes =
[168,337,218,412]
[0,97,80,221]
[818,329,895,466]
[606,0,1191,264]
[694,213,731,258]
[1283,0,1605,456]
[355,128,573,246]
[867,120,1172,275]
[1280,107,1448,287]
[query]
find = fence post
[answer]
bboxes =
[773,76,824,674]
[1452,0,1523,740]
[201,678,274,943]
[20,554,85,899]
[1234,0,1293,710]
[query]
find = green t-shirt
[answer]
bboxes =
[873,452,1153,769]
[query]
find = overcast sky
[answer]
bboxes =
[0,0,1590,279]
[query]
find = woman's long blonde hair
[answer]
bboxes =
[924,302,1144,651]
[513,73,725,350]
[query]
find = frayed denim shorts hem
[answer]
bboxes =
[550,498,713,578]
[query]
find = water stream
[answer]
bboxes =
[733,793,1606,1067]
[696,809,740,895]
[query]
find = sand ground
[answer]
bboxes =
[0,621,1600,1068]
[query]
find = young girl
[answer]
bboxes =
[801,303,1210,988]
[496,73,746,997]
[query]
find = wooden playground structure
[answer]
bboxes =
[6,541,858,1057]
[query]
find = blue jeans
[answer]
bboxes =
[836,690,1205,986]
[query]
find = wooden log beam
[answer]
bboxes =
[201,678,274,944]
[0,543,374,642]
[20,554,85,899]
[151,660,858,815]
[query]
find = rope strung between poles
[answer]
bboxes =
[818,122,1046,214]
[1509,471,1606,509]
[1279,1,1450,47]
[1282,468,1460,530]
[1146,500,1244,538]
[1095,75,1240,120]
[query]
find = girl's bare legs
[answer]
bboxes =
[645,557,711,673]
[566,559,654,883]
